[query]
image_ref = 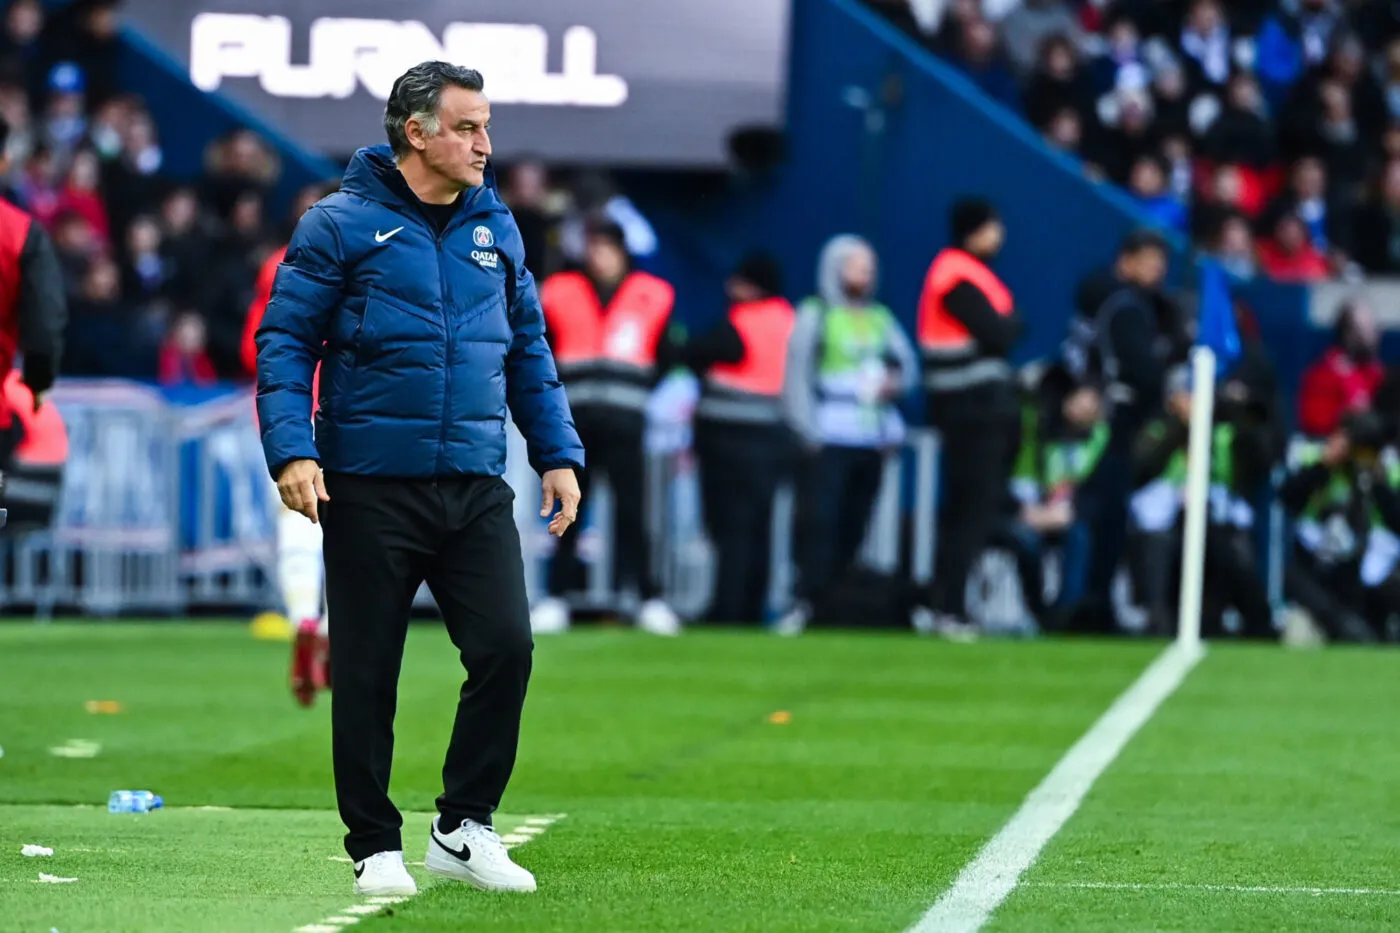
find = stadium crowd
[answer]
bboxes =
[869,0,1400,283]
[4,0,1400,645]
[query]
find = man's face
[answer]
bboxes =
[841,247,875,298]
[968,220,1005,258]
[415,86,492,189]
[1125,247,1166,287]
[584,235,627,285]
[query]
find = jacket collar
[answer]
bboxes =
[340,145,506,219]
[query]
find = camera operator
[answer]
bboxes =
[1129,365,1275,639]
[1280,410,1400,643]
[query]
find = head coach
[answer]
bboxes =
[254,62,584,897]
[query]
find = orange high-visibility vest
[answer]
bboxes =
[2,370,66,466]
[916,248,1014,394]
[542,271,674,369]
[707,297,796,396]
[0,199,33,430]
[916,248,1013,349]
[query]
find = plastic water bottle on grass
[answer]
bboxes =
[107,790,162,813]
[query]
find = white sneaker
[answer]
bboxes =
[773,603,810,637]
[353,850,417,897]
[637,599,682,636]
[425,817,537,892]
[530,597,571,635]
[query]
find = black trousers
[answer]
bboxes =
[321,471,533,861]
[696,421,791,625]
[793,446,884,605]
[1285,546,1386,643]
[1075,443,1133,632]
[927,419,1013,619]
[546,415,655,601]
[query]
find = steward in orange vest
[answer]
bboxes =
[681,252,797,625]
[916,199,1022,425]
[534,220,681,633]
[912,198,1023,631]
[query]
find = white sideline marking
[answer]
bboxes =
[294,814,565,932]
[1028,881,1400,897]
[908,643,1203,933]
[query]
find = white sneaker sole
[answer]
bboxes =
[354,878,417,897]
[424,846,537,892]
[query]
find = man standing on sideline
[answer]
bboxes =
[1073,229,1178,633]
[531,219,682,636]
[255,62,584,898]
[681,253,796,625]
[914,198,1022,637]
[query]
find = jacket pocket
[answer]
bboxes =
[360,289,443,349]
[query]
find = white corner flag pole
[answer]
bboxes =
[1175,345,1216,651]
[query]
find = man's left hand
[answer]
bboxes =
[541,468,582,537]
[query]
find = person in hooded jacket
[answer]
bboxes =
[773,235,917,636]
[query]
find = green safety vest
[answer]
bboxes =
[1292,442,1400,525]
[1152,421,1235,490]
[1011,404,1107,499]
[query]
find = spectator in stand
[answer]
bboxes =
[41,61,84,158]
[1146,47,1191,140]
[1200,71,1277,170]
[1264,155,1348,261]
[201,129,277,222]
[15,144,56,225]
[1024,34,1094,129]
[1257,212,1331,281]
[1043,105,1085,156]
[1089,14,1145,96]
[119,214,168,306]
[1128,153,1188,233]
[950,17,1021,110]
[62,256,148,378]
[158,186,213,312]
[1177,0,1236,88]
[1208,212,1260,281]
[1297,299,1385,438]
[1002,0,1084,76]
[1086,69,1160,184]
[100,104,163,238]
[158,312,216,387]
[50,209,97,290]
[54,148,107,247]
[1353,159,1400,272]
[0,81,32,169]
[1282,34,1383,188]
[1255,0,1346,110]
[0,0,45,105]
[41,0,120,109]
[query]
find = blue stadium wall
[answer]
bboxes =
[112,0,1361,420]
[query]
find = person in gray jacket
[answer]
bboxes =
[775,234,918,635]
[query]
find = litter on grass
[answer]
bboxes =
[37,874,77,883]
[84,700,123,714]
[21,845,53,857]
[48,740,100,759]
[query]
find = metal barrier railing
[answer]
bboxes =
[0,382,1295,628]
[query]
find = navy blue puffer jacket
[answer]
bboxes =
[255,146,584,479]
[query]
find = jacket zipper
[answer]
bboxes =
[436,231,450,476]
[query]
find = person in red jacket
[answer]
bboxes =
[0,115,66,469]
[1298,299,1384,438]
[242,183,337,706]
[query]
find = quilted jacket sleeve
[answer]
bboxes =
[500,219,585,474]
[254,206,344,478]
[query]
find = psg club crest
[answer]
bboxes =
[473,226,495,248]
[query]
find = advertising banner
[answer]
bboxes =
[123,0,791,166]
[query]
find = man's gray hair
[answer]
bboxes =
[384,61,485,158]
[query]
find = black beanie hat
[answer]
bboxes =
[732,251,784,298]
[950,197,1000,245]
[583,216,629,255]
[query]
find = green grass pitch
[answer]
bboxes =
[1,623,1398,931]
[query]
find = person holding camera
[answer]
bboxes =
[1129,365,1275,640]
[1280,410,1400,643]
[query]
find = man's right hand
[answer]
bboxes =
[277,459,329,523]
